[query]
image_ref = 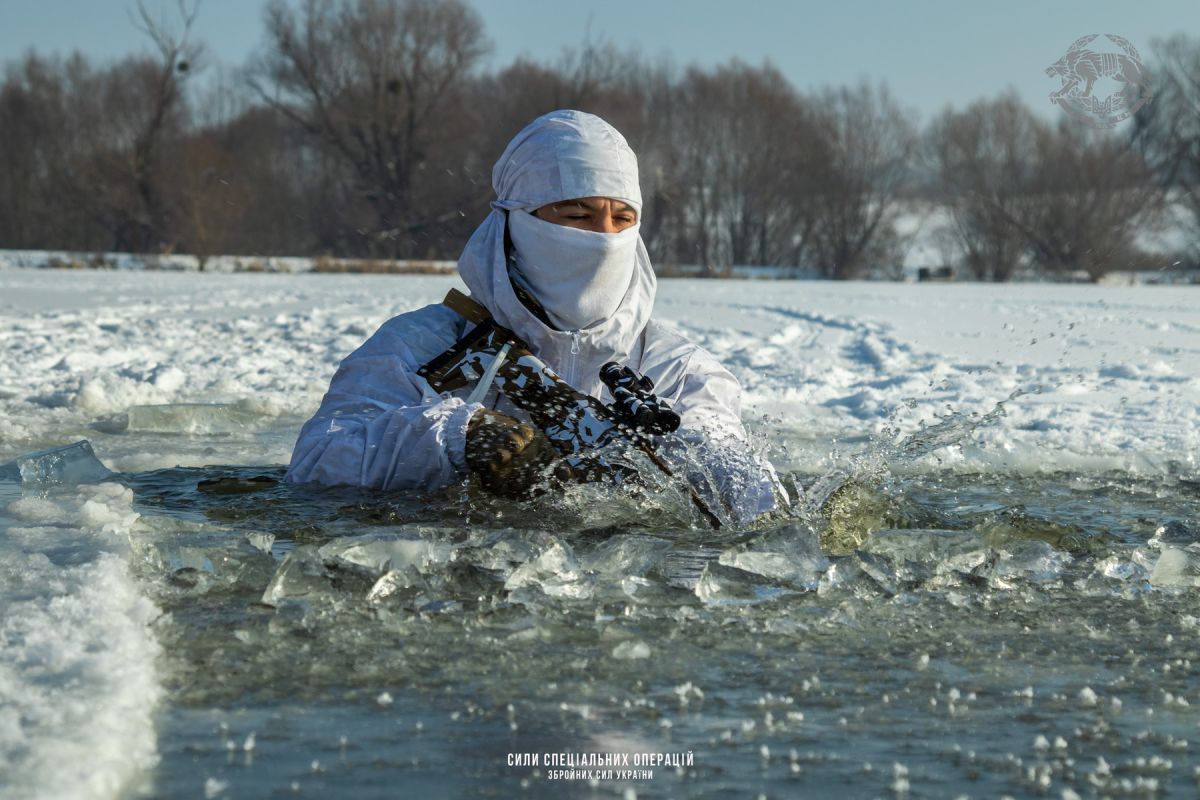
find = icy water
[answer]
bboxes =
[2,273,1198,798]
[5,424,1200,798]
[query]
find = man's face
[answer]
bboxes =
[533,196,638,234]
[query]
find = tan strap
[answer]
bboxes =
[442,289,489,325]
[444,286,555,330]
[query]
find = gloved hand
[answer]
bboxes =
[465,409,569,497]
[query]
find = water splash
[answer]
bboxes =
[798,389,1031,550]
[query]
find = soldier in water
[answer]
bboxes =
[285,110,782,524]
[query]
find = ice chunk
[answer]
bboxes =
[857,528,993,589]
[611,640,652,660]
[5,440,113,485]
[246,532,275,554]
[261,546,334,606]
[505,540,592,599]
[694,562,790,605]
[853,550,909,595]
[123,403,260,435]
[859,528,987,563]
[1093,555,1146,582]
[132,542,215,574]
[579,535,672,577]
[988,537,1075,582]
[817,558,867,595]
[130,537,276,592]
[1149,547,1200,588]
[856,530,1070,591]
[366,568,427,604]
[432,561,506,598]
[455,534,536,572]
[318,532,453,579]
[718,523,829,590]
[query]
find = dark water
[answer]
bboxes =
[111,464,1200,799]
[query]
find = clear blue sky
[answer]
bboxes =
[0,0,1195,123]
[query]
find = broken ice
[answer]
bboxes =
[122,403,260,435]
[318,531,453,579]
[261,546,334,607]
[2,440,114,485]
[1149,546,1200,588]
[718,522,829,589]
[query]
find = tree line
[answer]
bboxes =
[0,0,1196,280]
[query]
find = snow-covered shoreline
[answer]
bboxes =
[5,247,1196,284]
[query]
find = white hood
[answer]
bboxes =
[455,110,657,393]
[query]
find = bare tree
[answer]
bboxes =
[648,61,827,272]
[0,3,200,254]
[0,53,128,251]
[94,0,203,251]
[1132,35,1200,264]
[1019,119,1162,280]
[926,94,1040,281]
[252,0,489,257]
[804,82,917,279]
[0,54,81,248]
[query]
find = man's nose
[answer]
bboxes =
[594,215,620,234]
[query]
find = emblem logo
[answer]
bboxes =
[1046,34,1153,127]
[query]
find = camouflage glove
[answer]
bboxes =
[465,409,571,497]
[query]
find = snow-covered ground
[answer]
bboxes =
[1,270,1196,475]
[662,280,1200,476]
[0,270,1198,798]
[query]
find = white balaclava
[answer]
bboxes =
[491,110,645,331]
[507,209,640,330]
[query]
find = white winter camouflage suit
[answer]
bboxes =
[285,110,782,524]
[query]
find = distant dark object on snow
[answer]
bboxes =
[917,266,956,282]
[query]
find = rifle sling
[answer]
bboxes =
[440,288,489,325]
[418,290,498,392]
[417,317,508,393]
[422,287,553,391]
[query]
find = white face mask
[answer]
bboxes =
[507,209,641,331]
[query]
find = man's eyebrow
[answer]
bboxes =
[554,199,637,214]
[582,199,636,213]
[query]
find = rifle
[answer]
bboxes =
[418,290,722,528]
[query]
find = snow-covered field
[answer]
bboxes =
[1,269,1198,798]
[2,270,1196,474]
[665,279,1200,476]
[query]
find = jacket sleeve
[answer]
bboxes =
[661,353,786,525]
[285,310,483,492]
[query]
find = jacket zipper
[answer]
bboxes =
[569,330,581,385]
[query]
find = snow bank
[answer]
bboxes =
[0,483,161,800]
